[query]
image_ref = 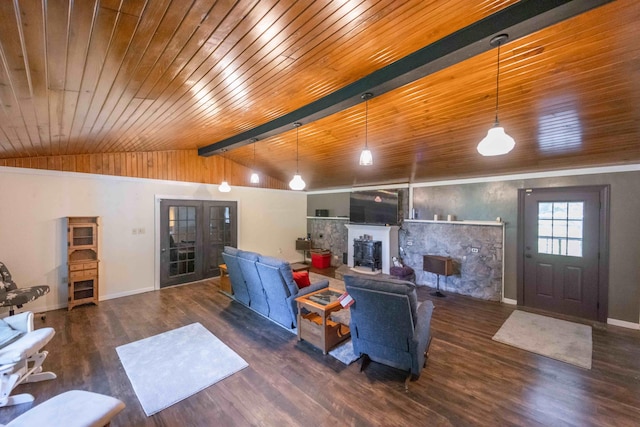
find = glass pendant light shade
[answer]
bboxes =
[359,148,373,166]
[218,180,231,192]
[477,123,515,156]
[289,122,305,191]
[250,172,260,184]
[478,34,515,157]
[289,173,306,190]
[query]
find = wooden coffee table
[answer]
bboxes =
[295,287,350,354]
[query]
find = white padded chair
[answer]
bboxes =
[0,311,56,407]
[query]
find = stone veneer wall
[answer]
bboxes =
[307,217,349,267]
[399,221,504,301]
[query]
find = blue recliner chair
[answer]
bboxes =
[344,274,434,389]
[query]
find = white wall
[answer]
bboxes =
[0,166,307,314]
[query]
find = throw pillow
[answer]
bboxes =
[292,271,311,288]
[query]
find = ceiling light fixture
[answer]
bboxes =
[359,92,374,166]
[249,138,260,184]
[218,149,231,192]
[289,122,306,191]
[477,34,515,157]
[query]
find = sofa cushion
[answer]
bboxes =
[292,271,311,288]
[223,246,239,256]
[237,250,259,262]
[257,255,297,296]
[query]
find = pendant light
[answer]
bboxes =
[218,149,231,192]
[477,34,515,156]
[249,138,260,184]
[359,92,373,166]
[289,122,306,191]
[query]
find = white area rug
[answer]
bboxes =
[492,310,592,369]
[116,323,248,416]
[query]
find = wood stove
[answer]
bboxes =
[353,239,382,271]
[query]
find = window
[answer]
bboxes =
[537,201,584,257]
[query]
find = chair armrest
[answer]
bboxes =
[413,301,434,355]
[3,311,33,333]
[296,279,329,297]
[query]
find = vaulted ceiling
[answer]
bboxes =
[0,0,639,190]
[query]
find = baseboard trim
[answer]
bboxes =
[100,287,155,301]
[607,318,640,330]
[502,298,517,305]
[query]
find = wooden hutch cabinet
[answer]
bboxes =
[67,216,100,310]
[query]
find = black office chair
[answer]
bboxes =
[0,262,49,316]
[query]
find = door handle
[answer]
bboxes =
[161,248,166,252]
[525,254,532,258]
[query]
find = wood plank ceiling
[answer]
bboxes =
[0,0,639,190]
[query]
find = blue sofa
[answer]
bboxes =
[222,246,329,329]
[344,274,434,380]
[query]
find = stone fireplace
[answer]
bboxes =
[344,224,399,275]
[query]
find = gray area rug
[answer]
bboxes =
[116,323,248,416]
[492,310,592,369]
[328,339,360,365]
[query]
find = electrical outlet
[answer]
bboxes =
[138,227,145,234]
[471,247,479,253]
[132,228,137,235]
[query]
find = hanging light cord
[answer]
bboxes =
[253,142,256,168]
[364,97,369,148]
[494,41,502,125]
[295,124,300,173]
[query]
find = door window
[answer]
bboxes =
[169,205,197,277]
[537,201,584,257]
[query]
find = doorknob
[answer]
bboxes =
[161,248,166,252]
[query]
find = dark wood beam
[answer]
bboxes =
[198,0,613,157]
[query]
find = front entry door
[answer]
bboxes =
[160,200,237,288]
[519,186,609,321]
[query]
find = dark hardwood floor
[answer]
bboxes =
[2,274,639,426]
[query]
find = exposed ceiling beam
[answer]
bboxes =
[198,0,613,157]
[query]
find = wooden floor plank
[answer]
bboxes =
[1,275,638,426]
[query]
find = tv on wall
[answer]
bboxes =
[349,189,399,225]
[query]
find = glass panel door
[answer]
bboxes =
[160,199,237,287]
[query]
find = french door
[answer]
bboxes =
[518,186,609,321]
[159,200,237,288]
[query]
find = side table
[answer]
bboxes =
[218,264,233,295]
[296,288,350,354]
[290,262,311,273]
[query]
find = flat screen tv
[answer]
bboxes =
[349,189,399,225]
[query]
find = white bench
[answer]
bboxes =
[1,390,125,427]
